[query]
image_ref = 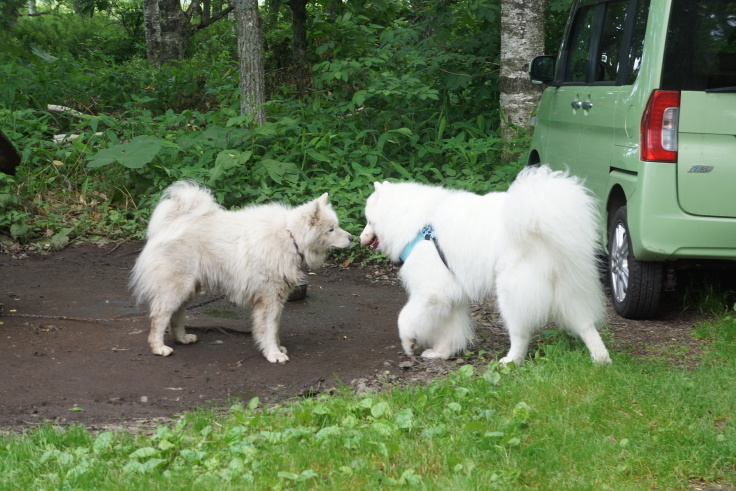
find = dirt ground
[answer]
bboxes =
[0,241,707,432]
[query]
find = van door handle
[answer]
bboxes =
[581,101,593,110]
[571,101,582,109]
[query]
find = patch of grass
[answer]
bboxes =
[2,317,735,489]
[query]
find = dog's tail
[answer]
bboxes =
[501,165,604,317]
[146,180,219,239]
[502,166,599,253]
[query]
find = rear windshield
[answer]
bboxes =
[662,0,736,91]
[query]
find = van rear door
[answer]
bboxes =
[677,92,736,218]
[661,0,736,218]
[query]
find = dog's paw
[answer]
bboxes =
[266,351,289,363]
[420,348,450,359]
[499,355,522,366]
[279,346,288,355]
[177,334,197,345]
[401,338,416,357]
[152,345,174,357]
[592,353,612,365]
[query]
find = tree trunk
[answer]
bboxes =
[143,0,234,66]
[158,0,192,63]
[201,0,210,23]
[27,0,35,15]
[499,0,546,140]
[234,0,267,126]
[143,0,162,65]
[289,0,308,63]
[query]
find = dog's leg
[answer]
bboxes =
[399,296,469,360]
[496,268,554,365]
[170,304,197,345]
[498,304,540,365]
[397,298,424,356]
[499,329,533,365]
[251,296,289,363]
[147,281,195,356]
[568,321,612,365]
[148,311,174,356]
[422,302,473,359]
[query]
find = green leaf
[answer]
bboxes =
[390,162,412,180]
[87,136,164,169]
[306,150,330,163]
[129,447,159,460]
[371,401,389,418]
[395,408,414,429]
[457,364,475,379]
[92,431,114,455]
[513,402,530,421]
[257,159,299,185]
[390,127,413,137]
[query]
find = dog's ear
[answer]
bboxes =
[373,182,381,191]
[309,196,325,226]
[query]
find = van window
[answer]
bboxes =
[595,1,627,82]
[565,5,598,83]
[624,0,649,84]
[561,0,645,85]
[662,0,736,91]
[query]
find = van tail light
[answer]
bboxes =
[641,90,680,162]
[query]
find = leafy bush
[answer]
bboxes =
[0,0,530,254]
[9,13,144,63]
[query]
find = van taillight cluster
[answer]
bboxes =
[641,90,680,162]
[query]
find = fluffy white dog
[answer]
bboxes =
[360,165,611,365]
[131,181,352,363]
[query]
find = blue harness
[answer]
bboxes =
[400,225,450,270]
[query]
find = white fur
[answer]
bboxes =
[131,180,353,363]
[360,165,611,365]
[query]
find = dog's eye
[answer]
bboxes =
[328,227,335,232]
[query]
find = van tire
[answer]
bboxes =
[608,206,662,319]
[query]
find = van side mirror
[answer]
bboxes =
[529,56,556,85]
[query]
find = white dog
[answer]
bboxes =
[131,181,353,363]
[359,165,611,365]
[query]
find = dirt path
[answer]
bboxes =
[0,242,705,431]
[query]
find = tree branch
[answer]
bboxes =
[194,5,235,31]
[20,10,53,17]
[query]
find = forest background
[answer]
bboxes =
[0,0,572,255]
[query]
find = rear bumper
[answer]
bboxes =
[611,163,736,261]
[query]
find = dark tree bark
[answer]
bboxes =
[143,0,162,65]
[289,0,308,63]
[234,0,267,125]
[143,0,235,66]
[158,0,191,62]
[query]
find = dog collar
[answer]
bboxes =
[288,230,304,262]
[400,225,450,271]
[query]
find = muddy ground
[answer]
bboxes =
[0,241,709,432]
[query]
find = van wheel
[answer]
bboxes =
[608,206,662,319]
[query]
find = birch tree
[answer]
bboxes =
[499,0,546,139]
[234,0,267,125]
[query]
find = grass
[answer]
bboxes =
[1,313,735,490]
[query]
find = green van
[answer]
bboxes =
[527,0,736,319]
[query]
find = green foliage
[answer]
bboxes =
[0,0,537,251]
[8,13,144,63]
